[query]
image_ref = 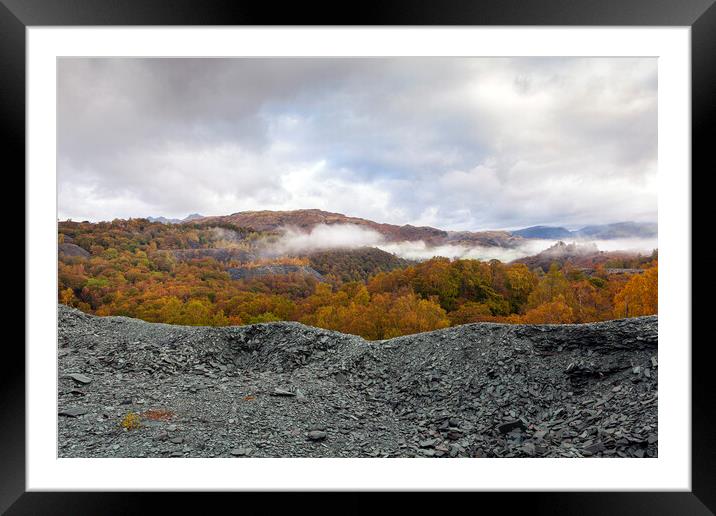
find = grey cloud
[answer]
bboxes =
[58,57,657,229]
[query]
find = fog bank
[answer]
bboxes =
[263,223,658,262]
[267,224,385,255]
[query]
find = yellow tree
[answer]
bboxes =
[382,292,450,339]
[448,301,493,325]
[158,297,184,324]
[569,279,599,322]
[505,263,538,309]
[181,299,213,325]
[613,266,658,318]
[521,295,575,324]
[411,258,460,311]
[59,287,75,306]
[526,263,572,309]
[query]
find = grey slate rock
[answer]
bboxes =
[66,373,92,384]
[272,388,296,397]
[59,407,88,417]
[497,420,526,434]
[307,431,327,441]
[56,304,658,459]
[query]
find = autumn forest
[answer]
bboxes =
[58,218,658,340]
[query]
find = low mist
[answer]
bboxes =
[267,224,385,255]
[577,237,658,254]
[263,224,658,262]
[211,227,245,244]
[376,240,549,262]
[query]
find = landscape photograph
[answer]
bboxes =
[57,57,658,458]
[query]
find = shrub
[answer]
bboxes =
[120,412,141,430]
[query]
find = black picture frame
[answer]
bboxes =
[5,0,711,513]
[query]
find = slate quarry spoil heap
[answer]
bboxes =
[58,304,657,458]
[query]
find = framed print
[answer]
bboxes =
[5,0,712,512]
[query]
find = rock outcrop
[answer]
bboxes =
[58,305,657,458]
[58,243,90,258]
[227,264,325,282]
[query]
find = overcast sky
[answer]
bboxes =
[57,57,657,230]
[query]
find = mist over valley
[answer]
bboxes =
[148,209,657,264]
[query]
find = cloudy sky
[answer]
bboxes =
[57,57,657,231]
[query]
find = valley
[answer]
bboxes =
[58,210,658,339]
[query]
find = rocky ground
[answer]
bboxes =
[58,304,657,458]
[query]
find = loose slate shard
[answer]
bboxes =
[307,430,327,441]
[583,441,606,455]
[66,373,92,384]
[272,388,296,397]
[496,420,526,434]
[59,407,88,417]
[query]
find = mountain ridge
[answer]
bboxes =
[144,209,655,243]
[513,221,657,240]
[189,209,523,248]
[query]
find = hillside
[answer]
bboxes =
[192,209,522,247]
[58,305,657,458]
[307,247,413,283]
[515,241,657,272]
[515,241,600,271]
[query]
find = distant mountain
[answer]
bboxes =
[146,213,205,225]
[511,222,657,240]
[190,209,523,248]
[512,225,573,239]
[574,222,657,240]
